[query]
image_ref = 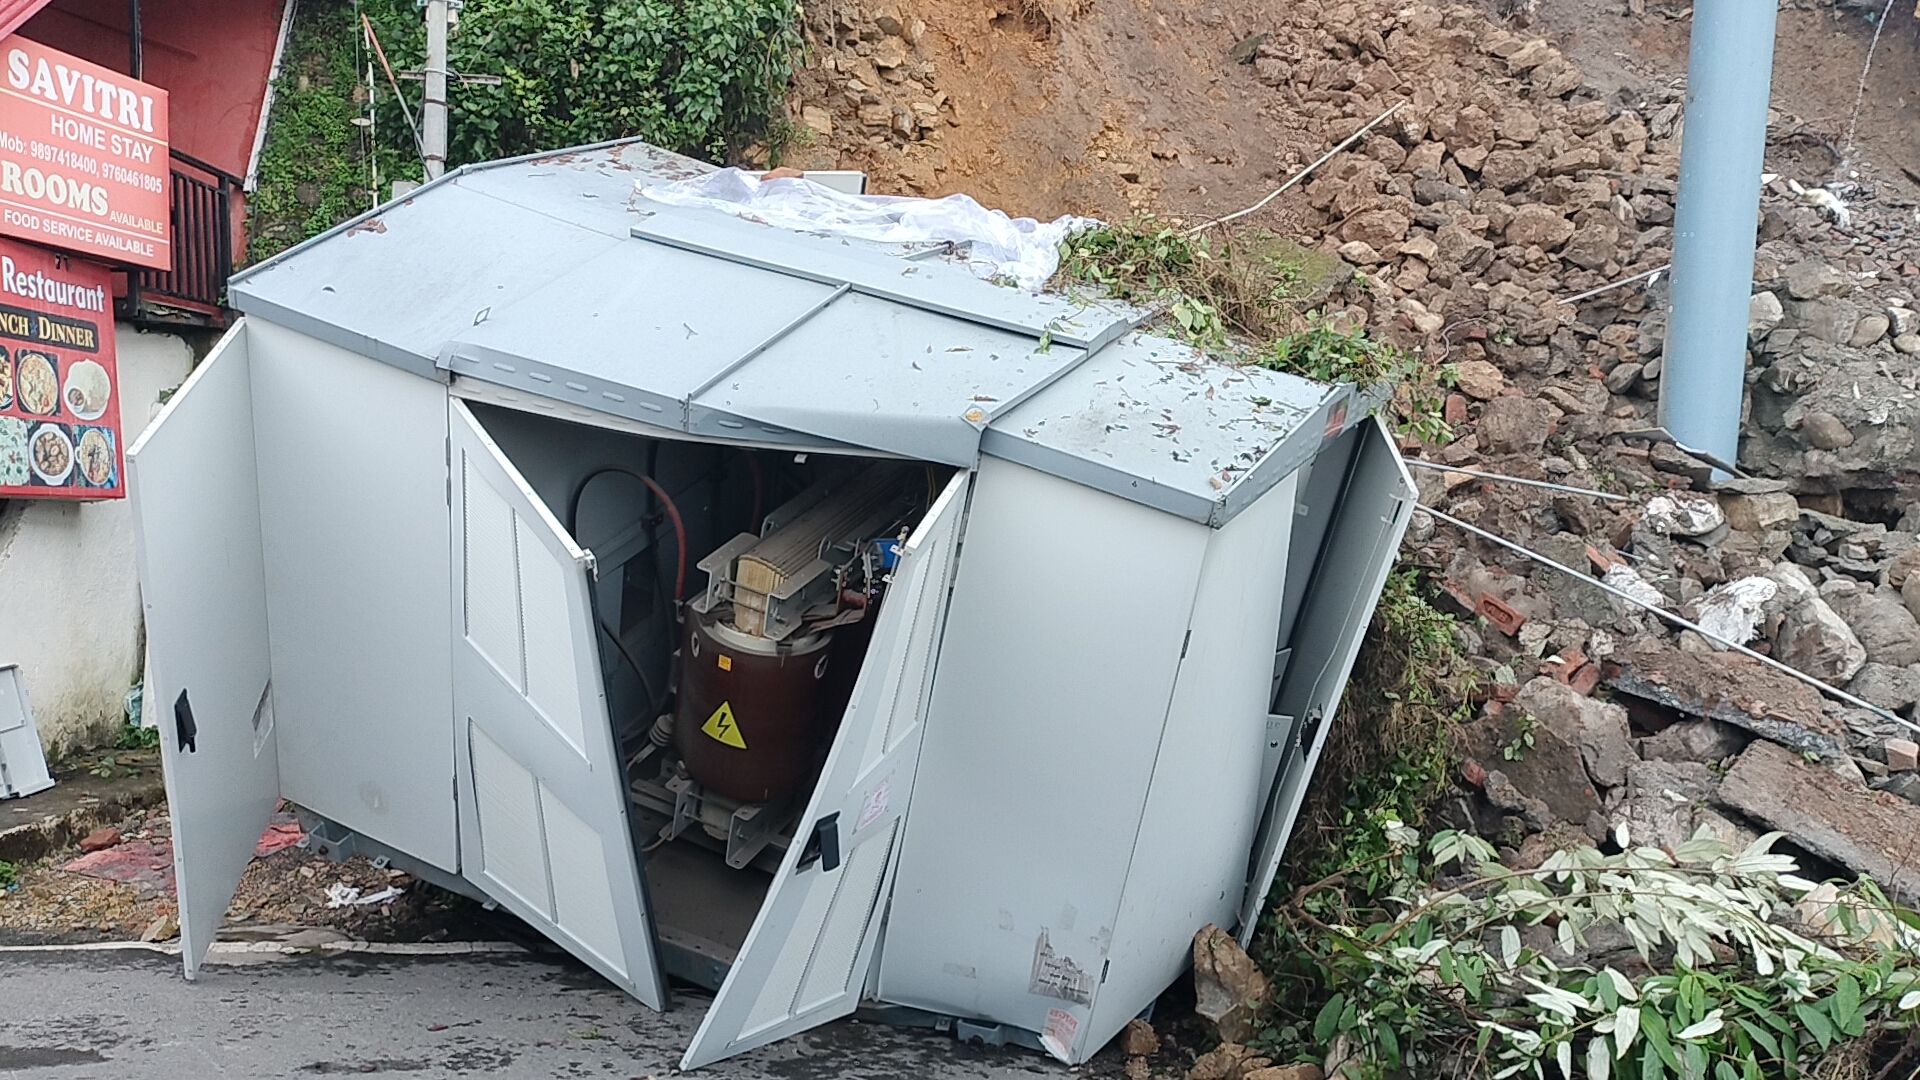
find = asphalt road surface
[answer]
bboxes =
[0,945,1082,1078]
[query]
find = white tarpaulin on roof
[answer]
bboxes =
[639,168,1096,290]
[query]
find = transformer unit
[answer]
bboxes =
[127,139,1413,1069]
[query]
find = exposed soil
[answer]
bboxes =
[783,0,1920,231]
[1528,0,1920,186]
[0,802,498,946]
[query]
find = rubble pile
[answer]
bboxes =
[776,0,1920,975]
[1126,0,1920,893]
[781,0,957,194]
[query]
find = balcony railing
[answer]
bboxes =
[123,150,238,322]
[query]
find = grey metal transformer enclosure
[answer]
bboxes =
[125,138,1416,1071]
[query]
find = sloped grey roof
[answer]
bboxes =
[985,334,1349,526]
[229,138,1360,524]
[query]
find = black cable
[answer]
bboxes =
[568,464,677,720]
[600,618,661,719]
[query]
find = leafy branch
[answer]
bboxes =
[1267,823,1920,1080]
[1054,216,1455,442]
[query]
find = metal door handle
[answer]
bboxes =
[799,812,841,872]
[174,689,197,753]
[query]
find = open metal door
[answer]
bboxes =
[127,321,280,979]
[1237,417,1415,945]
[449,400,666,1008]
[681,470,971,1070]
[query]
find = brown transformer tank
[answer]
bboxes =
[674,609,834,803]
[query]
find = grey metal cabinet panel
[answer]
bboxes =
[1088,469,1301,1050]
[0,666,53,798]
[1238,417,1415,944]
[449,400,667,1008]
[126,323,280,979]
[681,470,971,1069]
[879,456,1211,1059]
[248,318,458,872]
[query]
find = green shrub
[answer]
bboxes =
[248,0,804,261]
[360,0,802,166]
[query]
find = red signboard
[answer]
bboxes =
[0,35,168,270]
[0,237,121,499]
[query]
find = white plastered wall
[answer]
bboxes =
[0,326,194,758]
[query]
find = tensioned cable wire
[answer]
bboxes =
[1424,505,1915,734]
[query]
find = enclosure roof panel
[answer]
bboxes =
[981,334,1353,526]
[697,289,1088,466]
[228,137,1353,519]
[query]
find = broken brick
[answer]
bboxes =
[1477,593,1526,636]
[79,827,121,853]
[1585,543,1622,573]
[1461,758,1489,787]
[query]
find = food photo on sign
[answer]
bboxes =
[0,238,120,500]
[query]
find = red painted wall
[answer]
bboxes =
[21,0,284,180]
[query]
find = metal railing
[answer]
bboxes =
[125,149,238,320]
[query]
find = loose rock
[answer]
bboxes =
[1514,676,1635,789]
[1802,411,1856,450]
[1638,719,1748,763]
[1121,1018,1161,1057]
[79,827,121,854]
[1888,738,1920,772]
[1193,924,1269,1044]
[1769,564,1868,683]
[1477,397,1554,456]
[1453,359,1506,401]
[1721,740,1920,904]
[1749,291,1784,339]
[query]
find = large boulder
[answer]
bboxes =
[1824,582,1920,668]
[1514,676,1635,790]
[1768,564,1867,683]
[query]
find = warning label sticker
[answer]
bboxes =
[702,702,747,749]
[1041,1008,1080,1059]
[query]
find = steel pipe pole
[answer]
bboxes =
[1658,0,1778,476]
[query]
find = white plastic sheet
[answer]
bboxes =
[639,168,1098,291]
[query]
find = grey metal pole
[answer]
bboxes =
[422,0,449,179]
[1658,0,1777,476]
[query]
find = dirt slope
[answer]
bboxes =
[783,0,1920,226]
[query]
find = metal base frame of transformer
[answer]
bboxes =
[292,807,488,906]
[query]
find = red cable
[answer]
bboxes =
[638,475,687,603]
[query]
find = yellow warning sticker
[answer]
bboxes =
[702,701,747,749]
[717,654,733,672]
